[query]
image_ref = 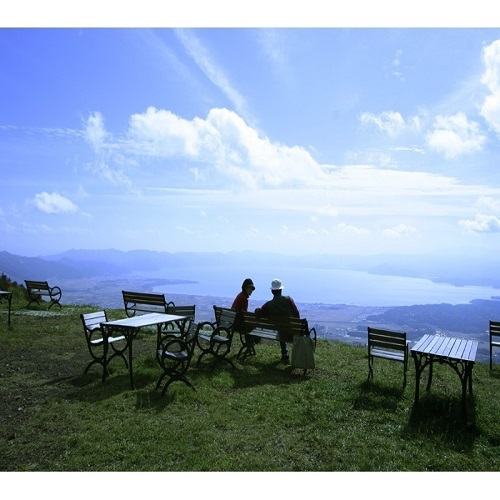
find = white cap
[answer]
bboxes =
[271,278,283,290]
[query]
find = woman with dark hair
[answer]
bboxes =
[231,278,255,312]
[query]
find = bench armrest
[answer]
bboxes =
[309,327,317,348]
[49,286,62,298]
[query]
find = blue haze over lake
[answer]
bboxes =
[151,266,499,307]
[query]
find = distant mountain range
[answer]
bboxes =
[1,248,500,288]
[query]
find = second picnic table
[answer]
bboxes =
[411,334,478,415]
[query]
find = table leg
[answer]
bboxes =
[467,363,474,395]
[7,294,11,326]
[461,370,468,414]
[102,335,110,382]
[0,293,12,327]
[426,357,433,391]
[127,333,135,389]
[413,354,422,404]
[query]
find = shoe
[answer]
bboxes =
[281,354,290,364]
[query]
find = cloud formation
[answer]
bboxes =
[32,192,78,214]
[359,111,407,137]
[125,106,326,188]
[459,213,500,233]
[481,39,500,134]
[426,112,485,158]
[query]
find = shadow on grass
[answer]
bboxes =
[405,393,478,451]
[65,367,160,402]
[230,357,310,389]
[62,351,309,410]
[353,379,406,412]
[133,355,311,410]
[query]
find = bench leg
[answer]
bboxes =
[237,334,256,360]
[368,354,374,380]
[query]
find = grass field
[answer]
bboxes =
[1,292,499,492]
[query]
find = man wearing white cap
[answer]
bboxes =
[255,278,300,363]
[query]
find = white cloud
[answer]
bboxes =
[382,223,417,238]
[459,213,500,233]
[316,203,339,217]
[392,49,405,82]
[175,29,249,119]
[83,107,500,225]
[475,196,500,212]
[84,160,132,187]
[127,107,203,157]
[335,222,370,235]
[359,111,406,137]
[84,112,108,152]
[481,40,500,134]
[32,192,78,214]
[426,112,486,158]
[125,107,326,189]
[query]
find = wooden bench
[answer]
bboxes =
[237,311,317,360]
[196,306,239,370]
[367,326,409,388]
[122,290,172,317]
[25,280,62,309]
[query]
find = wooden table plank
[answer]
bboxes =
[449,338,465,359]
[425,335,444,353]
[412,334,431,352]
[435,336,454,356]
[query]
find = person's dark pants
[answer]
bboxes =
[280,341,288,358]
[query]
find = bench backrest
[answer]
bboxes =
[25,280,50,292]
[122,290,169,317]
[167,303,196,321]
[368,327,407,353]
[240,311,308,342]
[490,320,500,340]
[213,306,239,330]
[81,310,107,332]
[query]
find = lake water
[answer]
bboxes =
[151,266,499,307]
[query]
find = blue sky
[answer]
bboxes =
[3,6,500,258]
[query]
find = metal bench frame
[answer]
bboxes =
[196,306,238,370]
[25,280,62,309]
[80,310,128,382]
[156,320,199,394]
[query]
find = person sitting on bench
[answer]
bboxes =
[255,278,300,364]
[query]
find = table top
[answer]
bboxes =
[0,291,12,295]
[411,334,478,363]
[101,312,188,329]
